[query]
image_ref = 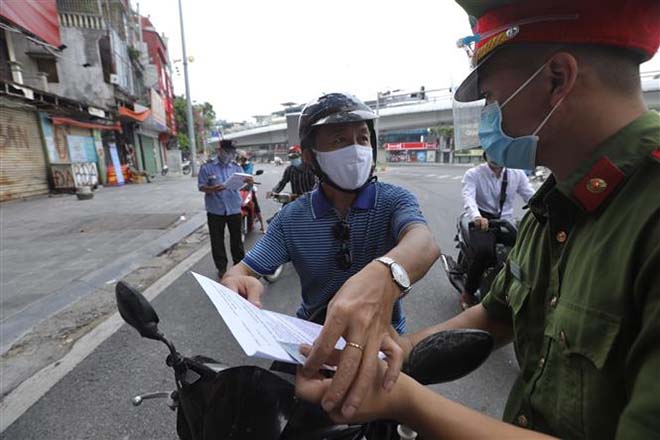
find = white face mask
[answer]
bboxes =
[313,144,373,190]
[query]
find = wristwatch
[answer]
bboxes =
[376,256,412,299]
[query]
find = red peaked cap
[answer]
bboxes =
[453,0,660,101]
[469,0,660,65]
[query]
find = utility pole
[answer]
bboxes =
[177,0,197,176]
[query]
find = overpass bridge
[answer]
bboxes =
[220,74,660,148]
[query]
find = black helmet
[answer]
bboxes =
[298,93,379,193]
[219,139,237,151]
[298,93,378,158]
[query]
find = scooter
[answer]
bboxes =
[239,170,264,241]
[182,160,192,175]
[441,214,517,302]
[116,281,494,440]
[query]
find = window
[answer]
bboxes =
[36,58,59,83]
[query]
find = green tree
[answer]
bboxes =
[173,96,217,153]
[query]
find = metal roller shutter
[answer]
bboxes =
[0,106,49,202]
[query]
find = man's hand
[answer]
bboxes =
[296,338,406,424]
[221,274,264,308]
[244,176,254,185]
[266,191,274,198]
[474,216,489,231]
[301,261,401,418]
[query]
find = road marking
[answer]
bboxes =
[425,174,436,177]
[0,245,211,433]
[437,175,450,179]
[452,176,463,180]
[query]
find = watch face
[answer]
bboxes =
[391,263,411,288]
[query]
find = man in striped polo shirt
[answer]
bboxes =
[222,93,439,400]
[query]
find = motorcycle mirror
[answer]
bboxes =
[404,329,493,385]
[115,281,162,341]
[255,169,264,175]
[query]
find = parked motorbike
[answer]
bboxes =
[182,160,192,175]
[116,281,494,440]
[441,214,517,302]
[161,164,169,176]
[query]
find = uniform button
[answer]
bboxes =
[556,231,567,243]
[550,296,558,308]
[587,178,608,194]
[516,414,529,427]
[538,357,545,369]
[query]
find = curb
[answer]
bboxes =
[0,212,207,355]
[0,244,211,433]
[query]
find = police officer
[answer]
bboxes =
[295,0,660,437]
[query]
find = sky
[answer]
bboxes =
[136,0,660,123]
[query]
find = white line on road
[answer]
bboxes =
[0,245,212,433]
[437,175,450,179]
[425,174,437,177]
[452,176,463,180]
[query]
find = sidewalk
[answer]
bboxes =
[0,175,206,354]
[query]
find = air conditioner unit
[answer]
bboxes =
[109,73,119,85]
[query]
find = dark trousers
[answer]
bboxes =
[465,228,496,295]
[207,213,244,275]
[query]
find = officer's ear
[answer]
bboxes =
[547,51,578,107]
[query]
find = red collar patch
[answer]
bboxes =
[651,149,660,160]
[571,156,625,213]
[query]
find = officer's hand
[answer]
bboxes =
[244,176,254,185]
[474,217,489,231]
[266,191,274,198]
[221,275,264,308]
[302,261,402,418]
[213,184,225,192]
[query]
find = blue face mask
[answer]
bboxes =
[478,62,564,170]
[291,158,302,167]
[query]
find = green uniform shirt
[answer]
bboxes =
[482,111,660,439]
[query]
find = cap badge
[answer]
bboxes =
[586,178,607,193]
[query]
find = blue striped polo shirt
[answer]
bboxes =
[242,181,427,333]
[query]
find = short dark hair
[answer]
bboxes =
[499,43,642,94]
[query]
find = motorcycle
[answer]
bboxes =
[240,170,264,241]
[116,281,494,440]
[441,214,517,302]
[162,164,169,176]
[182,160,192,175]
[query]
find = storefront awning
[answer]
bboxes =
[385,142,438,151]
[1,0,61,48]
[119,106,151,122]
[52,117,121,131]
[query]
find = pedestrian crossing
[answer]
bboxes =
[382,168,466,182]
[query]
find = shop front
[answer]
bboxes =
[384,142,439,163]
[0,100,49,201]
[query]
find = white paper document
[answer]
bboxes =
[192,272,347,364]
[222,172,252,191]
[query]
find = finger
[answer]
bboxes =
[302,309,347,378]
[380,335,404,392]
[300,345,342,367]
[295,366,330,403]
[339,331,379,418]
[245,279,264,308]
[317,316,369,412]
